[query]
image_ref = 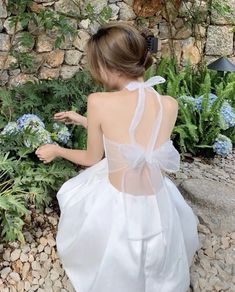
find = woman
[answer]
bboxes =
[36,22,199,292]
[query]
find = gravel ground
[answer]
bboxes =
[0,150,234,292]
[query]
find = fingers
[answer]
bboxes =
[36,153,49,163]
[35,145,47,158]
[54,113,70,124]
[54,111,68,116]
[36,146,45,154]
[54,111,70,119]
[36,153,46,162]
[35,144,54,164]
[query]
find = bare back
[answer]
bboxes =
[93,76,180,240]
[98,77,179,193]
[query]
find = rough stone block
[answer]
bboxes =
[0,0,7,18]
[0,33,11,51]
[211,0,235,25]
[206,25,234,56]
[60,65,80,79]
[39,67,60,79]
[65,50,82,65]
[46,50,65,67]
[179,178,235,235]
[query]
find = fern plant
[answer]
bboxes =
[174,93,225,156]
[0,145,77,243]
[145,59,235,156]
[0,153,29,244]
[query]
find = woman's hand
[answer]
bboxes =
[35,144,61,164]
[54,111,87,128]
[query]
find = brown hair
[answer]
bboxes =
[86,22,153,84]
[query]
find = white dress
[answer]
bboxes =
[56,76,200,292]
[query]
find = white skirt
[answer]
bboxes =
[56,158,199,292]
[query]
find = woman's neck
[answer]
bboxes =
[117,76,144,90]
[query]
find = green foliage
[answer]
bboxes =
[0,150,76,243]
[37,10,77,48]
[210,0,235,23]
[0,70,101,243]
[85,3,112,24]
[99,6,112,24]
[11,51,33,69]
[2,70,100,122]
[72,124,88,150]
[0,70,102,152]
[18,32,34,48]
[174,94,224,156]
[220,73,235,108]
[2,1,111,71]
[145,59,235,156]
[0,153,29,244]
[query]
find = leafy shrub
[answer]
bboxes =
[0,70,101,243]
[145,59,235,157]
[174,93,233,157]
[1,70,102,147]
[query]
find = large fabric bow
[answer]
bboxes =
[119,141,180,240]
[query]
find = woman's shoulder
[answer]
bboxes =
[87,91,120,107]
[87,92,119,119]
[160,94,178,111]
[88,91,117,100]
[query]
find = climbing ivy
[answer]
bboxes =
[0,0,111,75]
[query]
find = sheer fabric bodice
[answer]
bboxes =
[103,76,181,246]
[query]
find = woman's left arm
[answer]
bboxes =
[35,93,104,166]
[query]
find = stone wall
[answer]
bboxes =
[0,0,234,87]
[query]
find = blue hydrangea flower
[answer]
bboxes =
[1,122,19,135]
[178,96,196,108]
[213,134,232,157]
[53,123,60,132]
[220,101,235,129]
[53,123,71,144]
[195,93,217,111]
[192,93,234,129]
[17,114,45,131]
[38,129,53,145]
[24,128,53,148]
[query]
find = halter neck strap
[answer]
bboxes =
[124,76,166,148]
[125,76,166,91]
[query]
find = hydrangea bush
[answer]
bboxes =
[0,70,97,243]
[0,115,75,243]
[145,60,235,158]
[194,94,235,130]
[176,93,234,157]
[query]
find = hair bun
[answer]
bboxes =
[143,51,153,69]
[139,46,153,69]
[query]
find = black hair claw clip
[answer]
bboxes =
[146,35,158,53]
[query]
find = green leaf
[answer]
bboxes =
[18,32,34,48]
